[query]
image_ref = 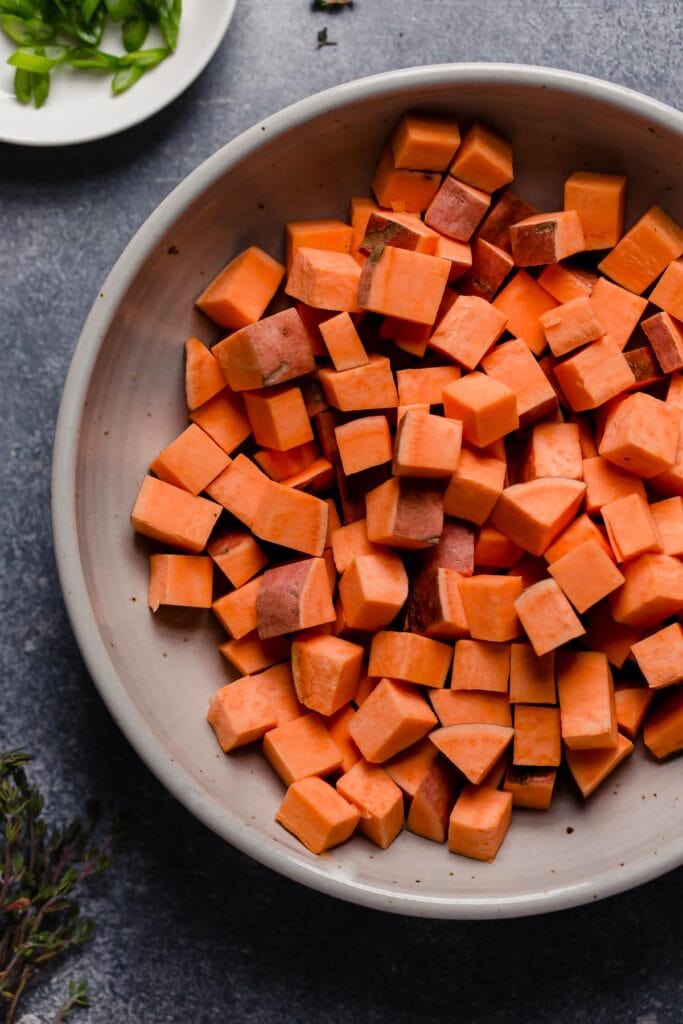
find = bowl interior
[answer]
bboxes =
[58,67,683,918]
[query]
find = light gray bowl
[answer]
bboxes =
[52,64,683,919]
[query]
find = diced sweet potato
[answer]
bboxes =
[631,623,683,689]
[336,760,404,849]
[431,723,514,784]
[504,766,556,810]
[275,777,360,853]
[548,538,625,613]
[208,677,278,753]
[643,686,683,759]
[610,553,683,627]
[366,476,444,550]
[335,416,393,476]
[425,175,491,242]
[511,211,584,266]
[256,558,335,639]
[212,307,315,392]
[286,247,362,311]
[407,760,459,844]
[264,712,343,784]
[565,733,633,798]
[642,312,683,374]
[368,630,452,688]
[492,270,558,356]
[291,633,364,715]
[358,246,450,325]
[481,338,558,428]
[513,705,561,767]
[451,638,510,694]
[458,575,522,642]
[448,784,512,861]
[509,643,556,704]
[514,579,585,657]
[598,205,683,294]
[429,294,507,370]
[148,554,213,611]
[131,476,220,553]
[319,354,398,411]
[285,219,353,273]
[348,678,437,763]
[490,477,586,556]
[449,122,513,192]
[599,392,679,477]
[390,112,461,171]
[554,335,636,412]
[197,246,285,329]
[184,337,227,411]
[371,146,441,212]
[557,649,618,750]
[338,551,408,631]
[564,171,626,250]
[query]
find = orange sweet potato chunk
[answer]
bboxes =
[610,553,683,627]
[599,392,679,478]
[430,689,512,727]
[366,477,444,550]
[291,633,364,715]
[489,478,586,557]
[492,270,558,356]
[319,312,369,371]
[443,447,507,525]
[131,476,220,553]
[513,705,561,767]
[371,146,442,212]
[336,760,404,849]
[338,551,408,631]
[275,777,360,853]
[522,422,582,481]
[348,678,437,763]
[185,336,227,411]
[407,760,459,844]
[430,723,514,784]
[448,784,512,861]
[390,112,461,171]
[614,682,655,740]
[443,371,518,448]
[264,713,343,785]
[643,686,683,759]
[150,423,230,496]
[358,246,450,325]
[207,676,277,752]
[564,171,626,250]
[511,211,584,266]
[514,579,585,657]
[336,416,393,476]
[368,630,453,688]
[548,538,625,614]
[425,175,491,242]
[557,649,618,750]
[449,122,513,192]
[256,558,335,639]
[589,276,648,349]
[286,247,362,311]
[458,575,522,642]
[189,389,252,455]
[148,554,213,611]
[219,632,291,677]
[286,219,353,273]
[650,258,683,321]
[319,354,399,412]
[196,246,285,329]
[429,294,507,370]
[384,737,439,797]
[509,643,556,704]
[565,733,633,798]
[554,335,636,412]
[451,638,510,694]
[481,338,558,428]
[504,766,556,810]
[477,191,538,253]
[631,623,683,689]
[598,205,683,294]
[393,411,462,478]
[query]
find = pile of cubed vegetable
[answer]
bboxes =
[131,112,683,863]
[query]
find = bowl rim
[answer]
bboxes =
[52,62,683,920]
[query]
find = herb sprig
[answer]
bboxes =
[0,750,118,1023]
[0,0,182,106]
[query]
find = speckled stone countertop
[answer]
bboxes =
[1,1,682,1021]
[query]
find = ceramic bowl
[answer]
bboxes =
[52,64,683,918]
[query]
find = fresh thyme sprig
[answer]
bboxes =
[0,750,118,1024]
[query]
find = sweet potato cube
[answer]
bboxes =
[219,633,291,677]
[539,295,603,357]
[212,576,262,639]
[451,638,510,694]
[492,269,558,356]
[335,416,392,476]
[148,554,213,611]
[393,411,462,478]
[285,219,353,274]
[513,705,561,767]
[584,602,643,669]
[430,723,513,784]
[548,538,625,613]
[366,477,444,550]
[256,558,335,639]
[489,478,586,556]
[430,689,512,728]
[511,211,585,266]
[650,497,683,556]
[184,336,227,411]
[602,493,663,563]
[425,175,491,242]
[358,246,449,325]
[419,518,476,576]
[390,112,461,171]
[477,191,538,253]
[380,316,431,357]
[207,677,277,752]
[243,386,313,452]
[396,365,461,406]
[371,146,441,212]
[448,784,512,861]
[443,371,518,448]
[459,575,522,642]
[643,686,683,759]
[212,307,315,392]
[624,346,664,389]
[504,766,556,810]
[241,662,303,726]
[642,311,683,374]
[588,276,647,350]
[461,238,514,301]
[514,579,585,657]
[614,683,655,740]
[631,623,683,689]
[554,335,635,412]
[651,257,683,320]
[319,354,398,411]
[581,456,646,515]
[360,211,439,255]
[254,442,319,482]
[443,447,506,525]
[474,527,523,569]
[338,551,408,631]
[599,392,679,477]
[434,236,473,281]
[368,630,452,688]
[336,760,404,849]
[538,263,597,304]
[326,704,361,773]
[204,456,267,529]
[429,294,507,370]
[150,423,230,496]
[319,312,369,371]
[522,422,582,480]
[564,171,627,250]
[384,738,439,797]
[598,205,683,294]
[509,643,556,704]
[196,245,285,330]
[130,476,221,553]
[331,519,384,573]
[557,649,618,750]
[275,777,359,853]
[565,733,633,798]
[407,760,459,844]
[481,338,558,428]
[449,122,513,192]
[348,678,437,763]
[189,389,252,455]
[291,633,364,715]
[264,712,343,784]
[285,247,361,311]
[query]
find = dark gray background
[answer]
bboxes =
[1,1,682,1021]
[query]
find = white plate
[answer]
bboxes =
[0,0,237,146]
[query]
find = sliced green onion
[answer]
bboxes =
[66,45,118,68]
[122,9,147,51]
[13,64,32,102]
[104,0,133,21]
[80,0,101,23]
[0,13,54,43]
[0,0,37,16]
[155,0,180,51]
[117,44,166,67]
[111,60,141,93]
[31,68,49,106]
[7,44,67,71]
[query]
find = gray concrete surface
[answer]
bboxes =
[1,1,682,1020]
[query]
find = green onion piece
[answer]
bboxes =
[7,44,67,71]
[111,60,141,93]
[66,45,118,68]
[31,68,49,106]
[0,13,55,43]
[13,64,32,102]
[80,0,101,23]
[155,0,180,51]
[104,0,133,21]
[122,9,147,51]
[117,44,167,67]
[0,0,37,17]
